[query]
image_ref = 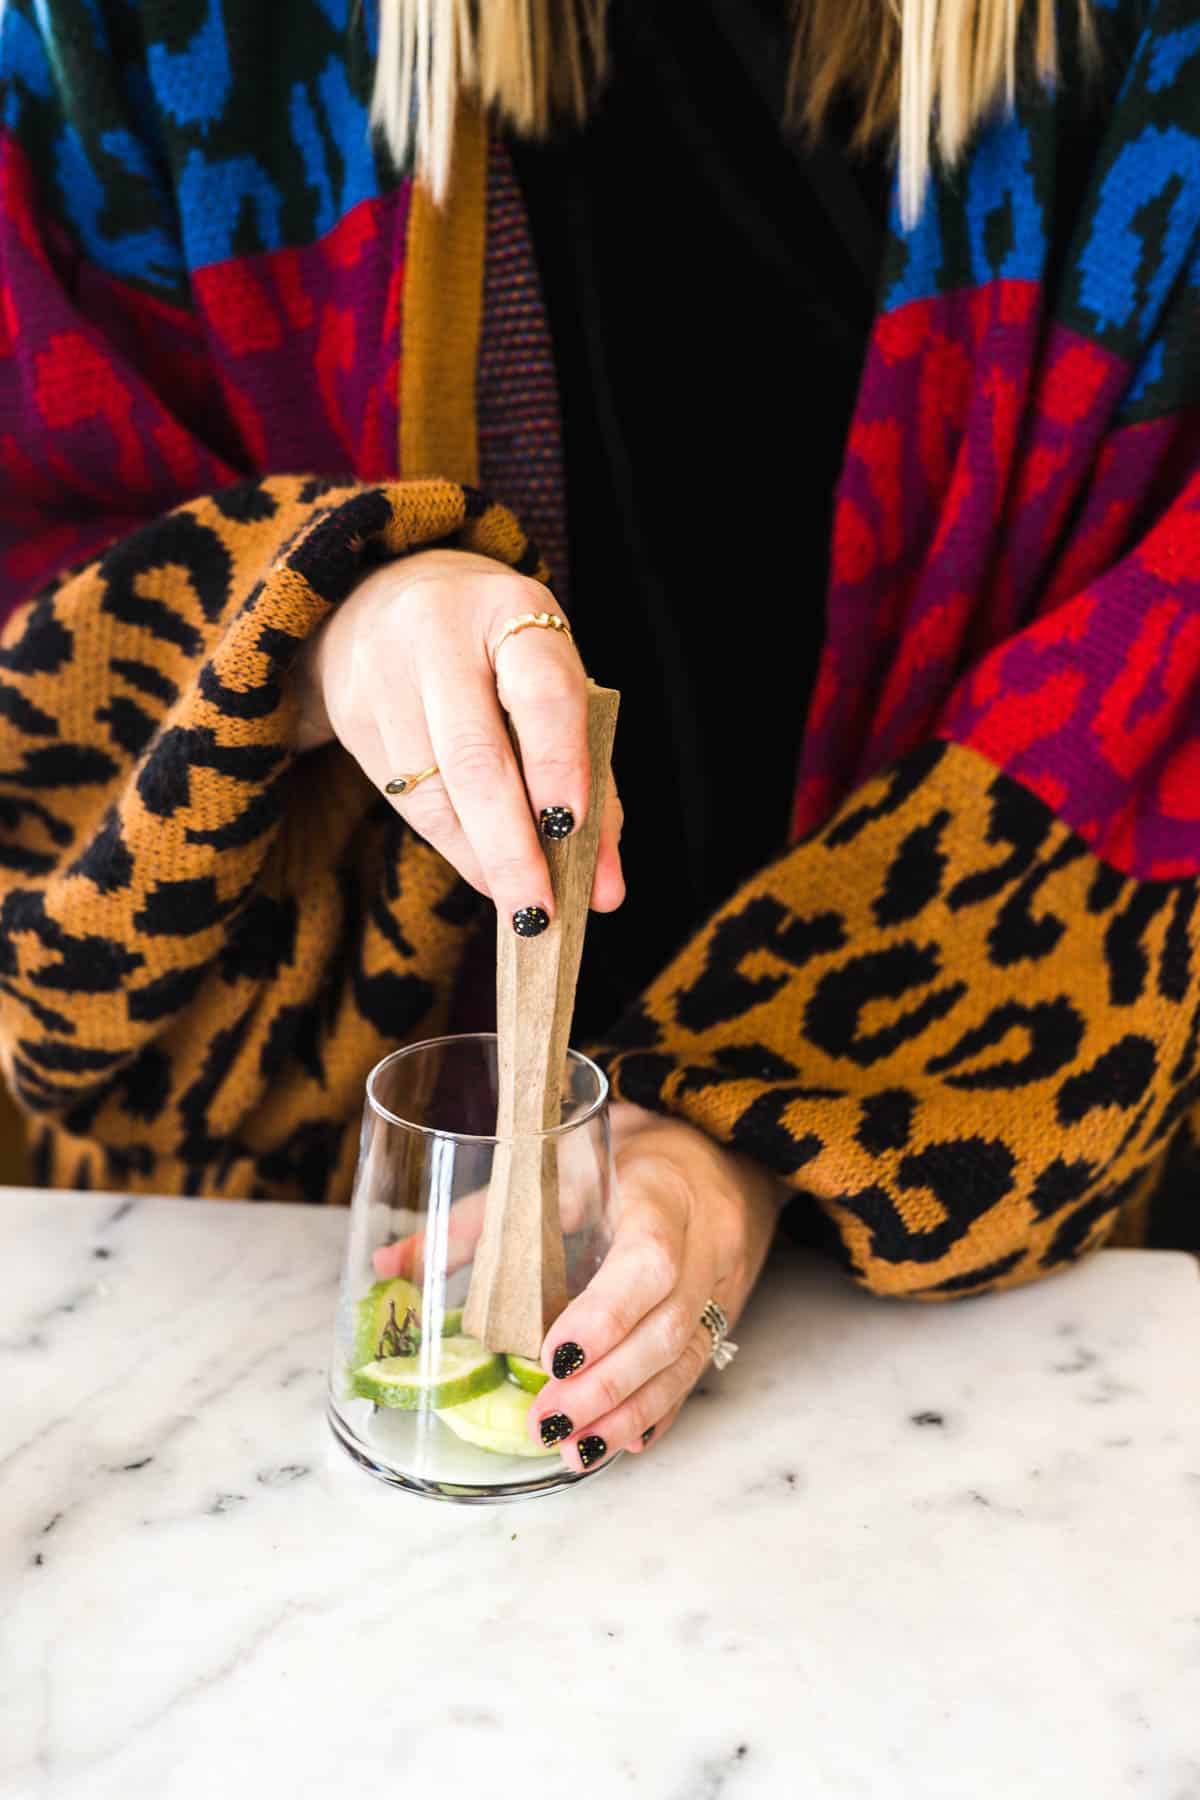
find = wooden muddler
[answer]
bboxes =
[462,681,620,1358]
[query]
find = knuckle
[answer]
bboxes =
[616,1396,655,1449]
[442,736,507,790]
[395,789,452,831]
[536,660,583,702]
[505,658,580,708]
[629,1151,693,1214]
[480,848,541,892]
[635,1228,680,1299]
[591,1367,625,1418]
[679,1331,710,1387]
[399,581,444,627]
[587,1293,634,1347]
[345,633,392,700]
[513,573,560,612]
[528,746,587,790]
[709,1184,747,1265]
[658,1294,695,1359]
[399,586,462,645]
[632,1396,658,1441]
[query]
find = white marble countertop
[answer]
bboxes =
[2,1188,1197,1800]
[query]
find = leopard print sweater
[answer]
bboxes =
[0,482,1196,1295]
[596,741,1200,1295]
[0,477,535,1203]
[1,0,1196,1298]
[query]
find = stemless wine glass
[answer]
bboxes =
[327,1032,615,1503]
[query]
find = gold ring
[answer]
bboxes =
[384,765,439,797]
[491,611,574,663]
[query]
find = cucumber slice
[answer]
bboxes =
[352,1335,505,1411]
[437,1379,557,1458]
[353,1277,423,1368]
[505,1353,549,1395]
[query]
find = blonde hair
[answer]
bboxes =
[371,1,608,206]
[371,0,1087,227]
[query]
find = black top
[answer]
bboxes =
[511,0,890,1041]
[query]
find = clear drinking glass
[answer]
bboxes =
[327,1032,615,1503]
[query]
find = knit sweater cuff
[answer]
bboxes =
[0,474,540,1199]
[590,739,1197,1298]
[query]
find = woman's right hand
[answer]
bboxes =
[291,548,625,922]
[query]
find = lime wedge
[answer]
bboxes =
[437,1379,557,1458]
[352,1335,505,1410]
[353,1277,423,1368]
[439,1306,465,1338]
[505,1353,549,1395]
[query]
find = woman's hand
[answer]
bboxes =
[371,1099,787,1466]
[528,1101,787,1469]
[291,547,625,919]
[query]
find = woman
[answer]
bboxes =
[0,0,1196,1471]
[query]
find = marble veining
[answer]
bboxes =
[1,1187,1197,1800]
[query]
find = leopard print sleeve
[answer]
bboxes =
[0,475,538,1201]
[594,739,1200,1296]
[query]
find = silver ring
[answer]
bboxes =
[700,1298,738,1371]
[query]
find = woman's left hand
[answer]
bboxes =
[527,1101,787,1469]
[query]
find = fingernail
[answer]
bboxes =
[540,1413,573,1446]
[577,1435,607,1469]
[641,1425,656,1446]
[552,1341,585,1380]
[540,806,575,840]
[512,905,550,937]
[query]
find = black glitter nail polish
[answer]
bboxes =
[577,1435,607,1469]
[540,806,575,840]
[512,905,550,937]
[552,1341,585,1380]
[641,1425,656,1446]
[540,1413,573,1446]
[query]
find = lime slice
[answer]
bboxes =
[437,1379,557,1458]
[505,1353,549,1395]
[439,1306,465,1338]
[353,1277,423,1368]
[352,1335,505,1410]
